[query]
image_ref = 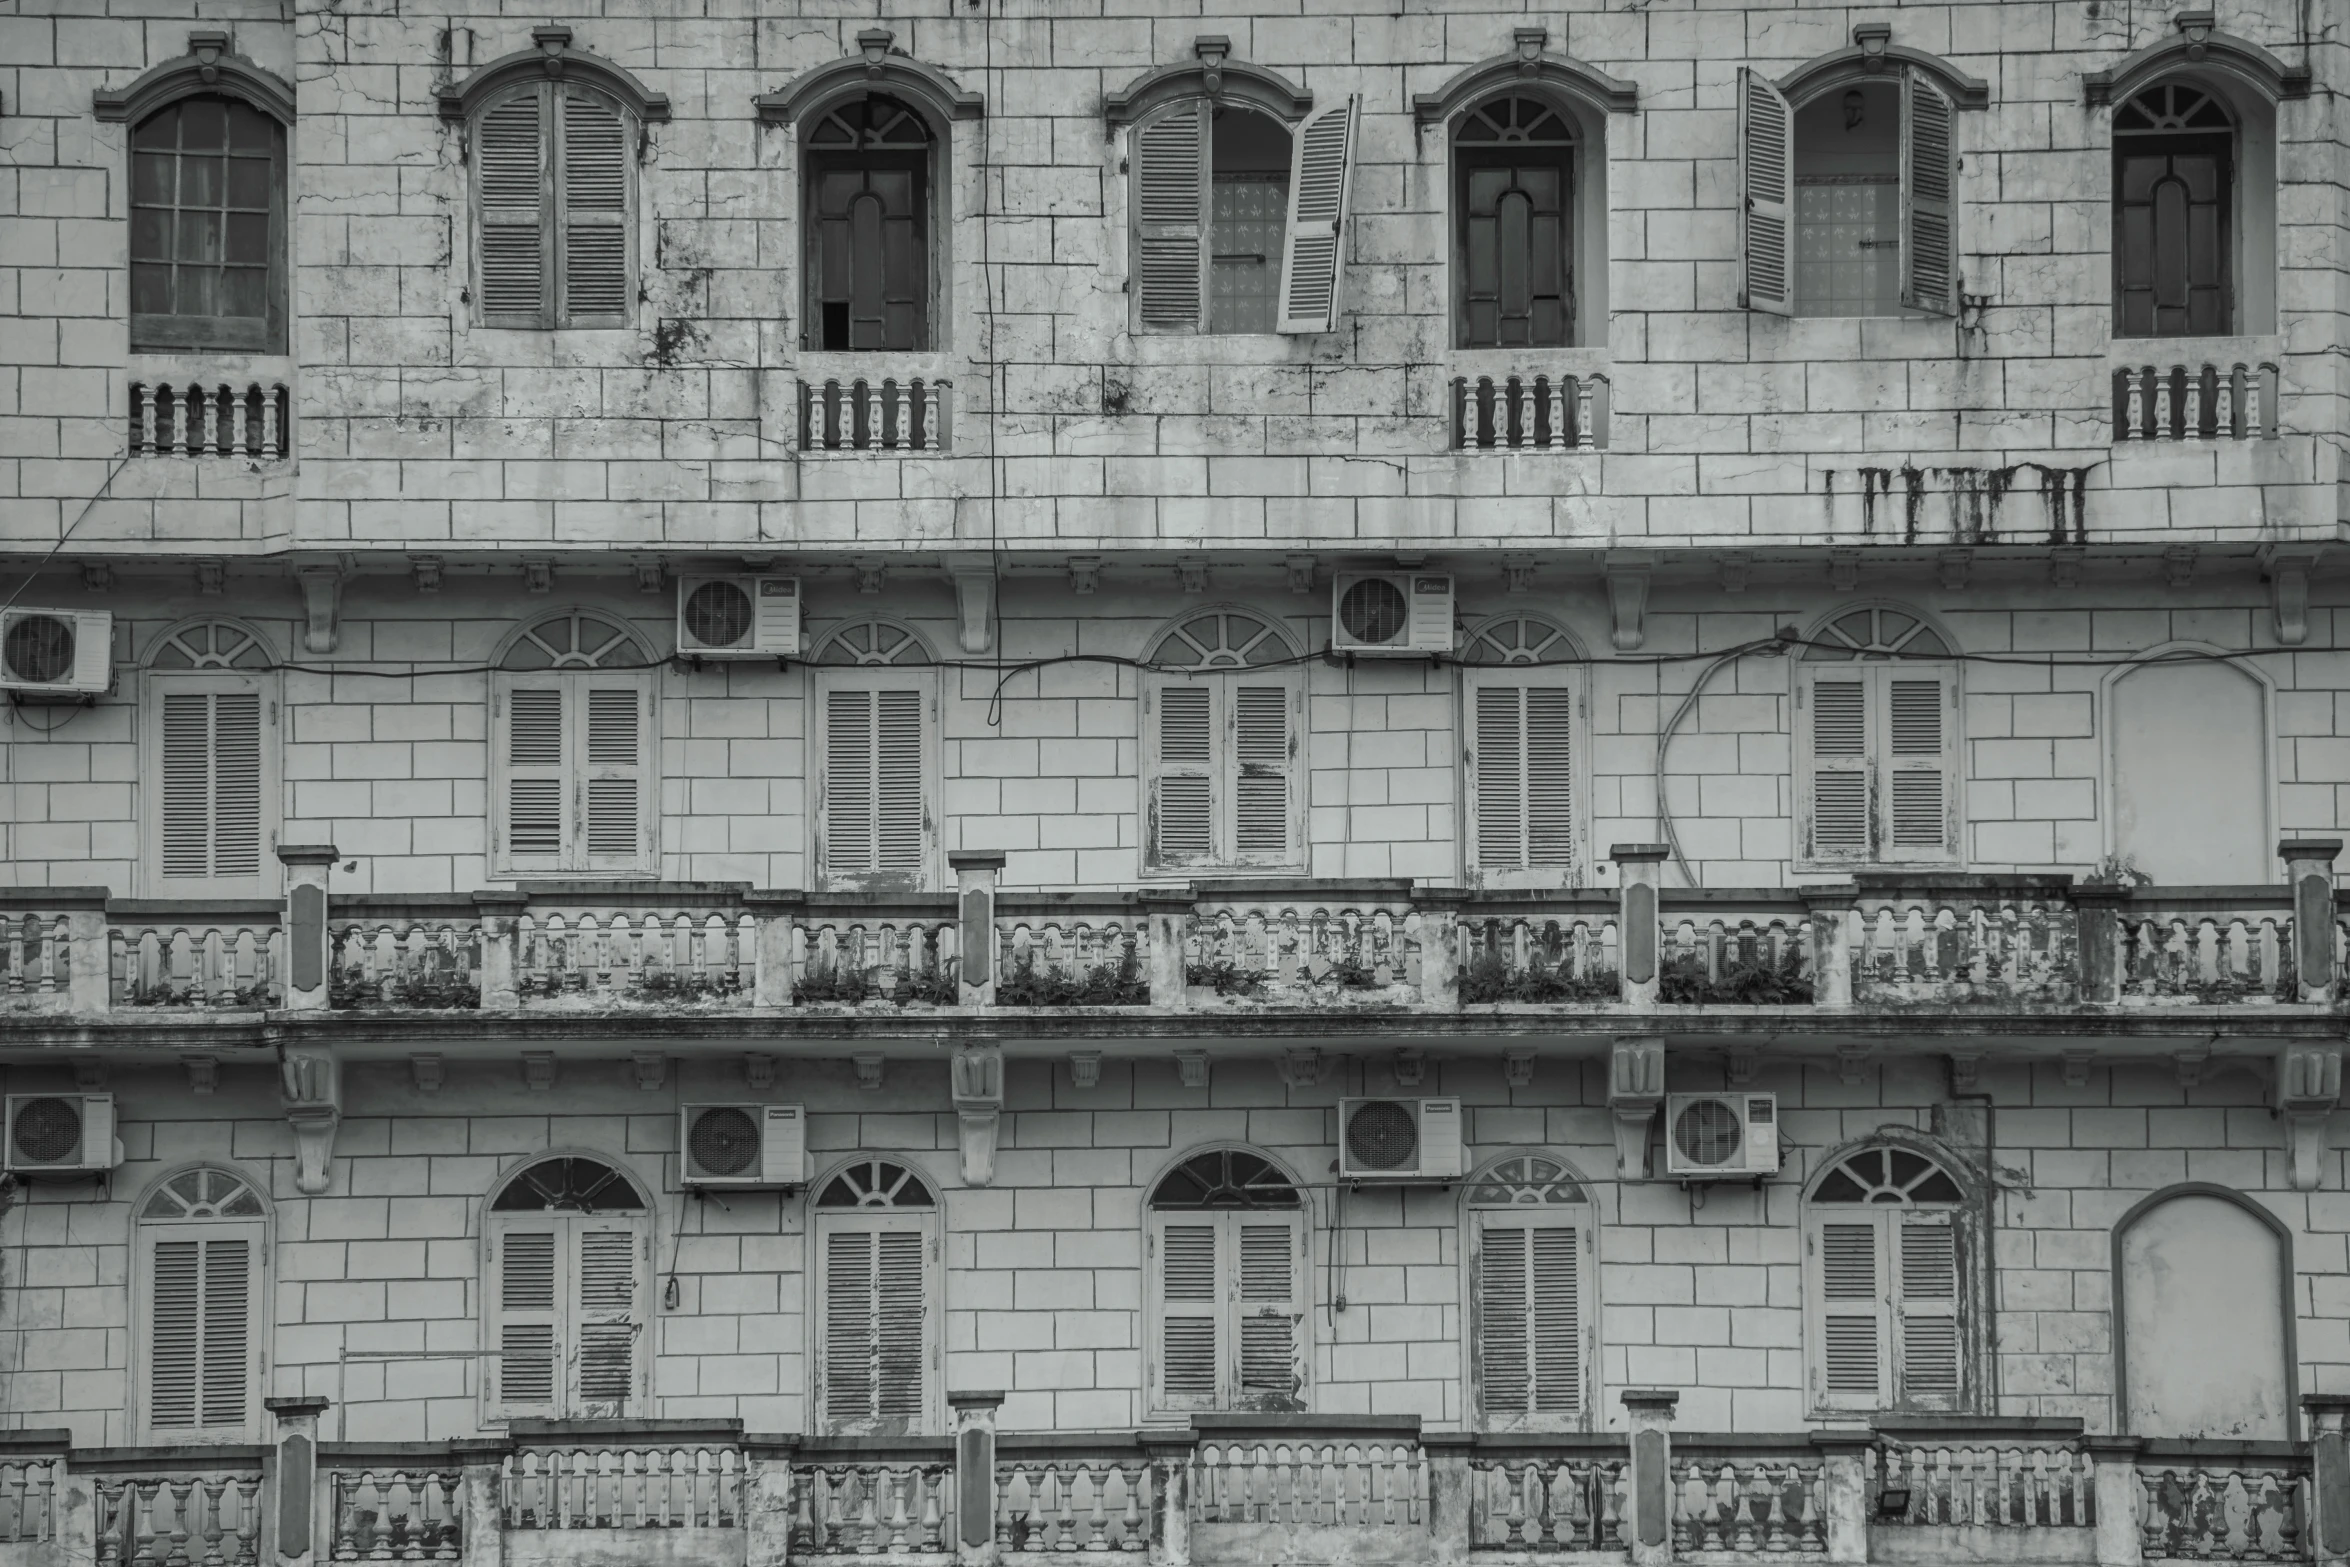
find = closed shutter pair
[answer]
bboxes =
[821,680,932,887]
[1738,68,1957,315]
[1467,677,1577,882]
[487,1216,647,1419]
[1474,1214,1585,1420]
[143,1225,261,1438]
[1148,680,1298,868]
[1133,97,1360,334]
[1152,1214,1305,1411]
[156,684,267,890]
[1811,1211,1962,1410]
[496,676,654,874]
[476,84,631,328]
[817,1218,934,1433]
[1800,667,1958,862]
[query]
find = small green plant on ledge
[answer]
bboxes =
[1458,949,1620,1004]
[128,981,276,1009]
[795,962,959,1006]
[1659,946,1815,1005]
[995,950,1149,1007]
[626,970,743,1004]
[1185,960,1268,998]
[330,973,482,1010]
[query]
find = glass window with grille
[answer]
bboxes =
[131,95,285,352]
[1805,1146,1970,1414]
[1792,82,1901,318]
[805,96,932,351]
[1454,97,1575,347]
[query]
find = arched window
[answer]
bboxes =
[812,1160,941,1435]
[2114,85,2232,337]
[812,623,939,892]
[130,95,287,353]
[142,620,279,897]
[805,96,935,351]
[483,1155,650,1423]
[1142,611,1303,872]
[1466,1156,1592,1429]
[135,1166,268,1442]
[1462,616,1585,887]
[1804,1144,1971,1414]
[490,611,658,876]
[1454,97,1577,347]
[1796,607,1959,867]
[1146,1149,1306,1415]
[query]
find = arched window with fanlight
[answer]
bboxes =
[1460,616,1586,888]
[812,621,939,892]
[134,1166,269,1442]
[1141,611,1304,873]
[1795,606,1960,867]
[1454,97,1577,347]
[482,1155,652,1424]
[489,611,659,877]
[142,620,280,897]
[812,1159,942,1436]
[2113,84,2232,338]
[1466,1155,1593,1429]
[1804,1143,1973,1415]
[1146,1148,1308,1416]
[805,96,935,350]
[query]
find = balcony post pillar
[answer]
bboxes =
[948,1391,1005,1567]
[52,1442,91,1567]
[262,1395,329,1567]
[472,890,528,1009]
[2283,839,2343,1003]
[1802,883,1857,1010]
[1424,1432,1474,1566]
[2304,1397,2350,1567]
[745,1436,799,1567]
[950,853,1005,1007]
[1141,1429,1197,1567]
[1808,1429,1871,1564]
[61,891,111,1013]
[748,890,802,1009]
[1613,844,1669,1009]
[1621,1389,1678,1567]
[1141,888,1193,1012]
[2074,885,2127,1006]
[457,1442,506,1567]
[2085,1436,2145,1567]
[277,845,337,1011]
[1416,888,1468,1012]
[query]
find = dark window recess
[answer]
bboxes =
[1455,97,1574,349]
[806,96,932,351]
[2114,86,2233,338]
[130,95,284,353]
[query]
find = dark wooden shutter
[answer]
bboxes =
[1153,684,1215,864]
[1134,104,1208,329]
[557,89,630,327]
[1901,72,1957,315]
[1805,675,1871,860]
[1530,1225,1581,1414]
[1235,1221,1301,1406]
[580,684,648,872]
[823,682,930,886]
[1473,686,1524,872]
[149,1238,200,1431]
[1896,1216,1961,1406]
[1477,1219,1582,1421]
[477,89,550,326]
[501,683,569,871]
[1231,684,1293,864]
[1477,1222,1531,1415]
[200,1237,251,1428]
[572,1220,640,1415]
[2114,139,2231,337]
[1815,1219,1889,1409]
[1156,1220,1221,1411]
[1738,69,1794,314]
[492,1224,561,1418]
[145,1225,258,1440]
[1276,96,1358,334]
[159,688,263,885]
[1883,673,1955,858]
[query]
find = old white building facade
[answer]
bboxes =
[0,0,2347,1563]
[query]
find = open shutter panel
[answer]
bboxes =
[492,1223,562,1419]
[477,89,550,326]
[1153,684,1215,863]
[874,1228,928,1424]
[825,688,877,876]
[1276,96,1359,334]
[1896,1216,1962,1406]
[1235,1220,1302,1405]
[875,689,927,876]
[571,1219,640,1416]
[1806,676,1872,860]
[1134,104,1208,329]
[1231,685,1293,864]
[1884,672,1956,858]
[1900,72,1958,316]
[1475,1221,1531,1415]
[503,684,571,870]
[1530,1224,1581,1414]
[823,1228,876,1427]
[147,1238,200,1431]
[557,90,630,326]
[159,690,264,883]
[1738,69,1794,315]
[1815,1218,1891,1409]
[1156,1221,1221,1410]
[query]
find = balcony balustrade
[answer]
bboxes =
[128,381,291,460]
[2112,360,2279,442]
[1450,372,1610,451]
[796,375,951,454]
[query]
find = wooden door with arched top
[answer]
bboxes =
[2118,1186,2294,1438]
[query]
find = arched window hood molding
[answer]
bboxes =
[1105,36,1314,128]
[2083,11,2310,105]
[94,30,296,124]
[435,27,670,124]
[1412,27,1638,125]
[755,29,984,126]
[1776,25,1991,109]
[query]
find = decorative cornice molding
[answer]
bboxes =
[435,27,670,124]
[1775,33,1992,110]
[1105,36,1314,127]
[94,31,296,125]
[2082,13,2311,106]
[1412,28,1639,123]
[754,29,984,127]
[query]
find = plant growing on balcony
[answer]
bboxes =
[1185,960,1268,998]
[995,949,1149,1007]
[795,960,959,1006]
[1659,945,1814,1005]
[329,972,482,1010]
[127,980,276,1009]
[1458,949,1619,1004]
[626,969,743,1004]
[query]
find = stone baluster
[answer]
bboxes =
[2155,367,2176,439]
[2121,369,2142,440]
[2184,368,2203,438]
[1577,375,1599,449]
[2247,366,2265,435]
[2218,367,2238,438]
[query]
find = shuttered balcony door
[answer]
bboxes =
[146,673,276,897]
[815,1212,939,1435]
[1472,1210,1589,1427]
[485,1213,649,1422]
[140,1220,264,1442]
[1149,1211,1306,1414]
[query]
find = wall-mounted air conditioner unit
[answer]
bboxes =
[679,1103,808,1188]
[3,1094,121,1175]
[1330,573,1453,655]
[0,610,113,696]
[675,577,800,658]
[1337,1097,1465,1181]
[1662,1093,1780,1178]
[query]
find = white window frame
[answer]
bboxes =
[1803,1188,1972,1417]
[479,1201,653,1426]
[487,668,659,878]
[810,1206,943,1437]
[1461,663,1589,889]
[1144,1207,1310,1418]
[1141,669,1307,876]
[1794,661,1962,870]
[132,1210,268,1445]
[810,665,941,893]
[140,669,280,898]
[1466,1204,1595,1432]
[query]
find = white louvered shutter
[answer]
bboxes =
[1476,1220,1532,1416]
[822,1228,875,1428]
[1895,1214,1962,1408]
[1900,72,1957,316]
[1276,96,1359,335]
[558,89,630,327]
[821,677,933,889]
[875,1228,929,1426]
[1738,69,1794,315]
[1804,673,1871,861]
[820,1217,933,1434]
[498,680,571,873]
[477,89,550,326]
[1133,103,1208,330]
[1151,683,1215,864]
[1154,1218,1222,1412]
[1811,1216,1891,1412]
[1469,678,1577,881]
[875,689,927,878]
[1475,1215,1583,1423]
[489,1221,561,1420]
[580,681,651,872]
[144,1225,260,1439]
[1883,671,1957,860]
[1235,1219,1304,1407]
[157,684,266,890]
[570,1218,642,1416]
[1231,683,1295,864]
[825,688,875,880]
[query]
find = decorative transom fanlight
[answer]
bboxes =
[1149,1149,1301,1209]
[2115,83,2232,132]
[141,1166,265,1219]
[808,94,932,149]
[1456,95,1573,145]
[1811,1146,1965,1205]
[500,611,652,671]
[818,1159,938,1207]
[816,621,933,665]
[1148,612,1291,670]
[1463,615,1578,666]
[1468,1154,1585,1206]
[150,622,271,671]
[490,1155,647,1213]
[1802,608,1952,662]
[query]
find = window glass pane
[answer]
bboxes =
[179,156,225,209]
[176,209,223,263]
[133,108,177,150]
[178,98,227,147]
[226,158,270,210]
[220,265,267,318]
[132,261,172,314]
[225,212,268,265]
[131,208,171,262]
[134,152,175,207]
[227,103,271,151]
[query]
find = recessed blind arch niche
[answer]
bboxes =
[1146,1147,1308,1415]
[143,620,279,897]
[1803,1143,1971,1414]
[813,1159,942,1436]
[1466,1154,1593,1429]
[490,610,658,877]
[482,1154,651,1423]
[135,1166,269,1442]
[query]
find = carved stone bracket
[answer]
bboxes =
[1725,1046,1757,1089]
[521,1052,556,1091]
[1604,552,1654,651]
[411,1054,444,1093]
[948,559,996,654]
[1069,1052,1103,1090]
[632,1052,665,1091]
[1837,1042,1872,1086]
[1949,1051,1983,1093]
[1938,550,1972,591]
[1278,1048,1328,1089]
[186,1056,218,1096]
[854,1053,886,1091]
[952,1046,1005,1187]
[2060,1049,2094,1089]
[280,1050,342,1197]
[1717,552,1751,595]
[744,1053,775,1091]
[1287,555,1317,595]
[410,555,444,594]
[294,566,344,655]
[1068,557,1102,595]
[2259,546,2325,647]
[1503,1049,1536,1089]
[1393,1048,1425,1088]
[2278,1044,2342,1192]
[1609,1037,1666,1180]
[1174,1050,1209,1090]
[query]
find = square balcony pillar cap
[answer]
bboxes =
[2281,839,2344,862]
[1611,844,1672,863]
[1808,1428,1876,1452]
[277,844,339,866]
[1621,1389,1680,1412]
[948,1390,1007,1411]
[1138,886,1197,907]
[473,889,531,914]
[264,1396,331,1417]
[2305,1395,2350,1414]
[948,853,1008,872]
